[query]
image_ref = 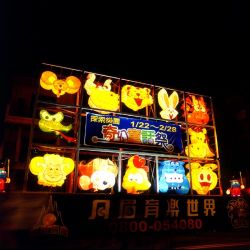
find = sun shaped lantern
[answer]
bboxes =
[29,154,75,187]
[40,71,81,98]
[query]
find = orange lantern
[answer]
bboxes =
[40,71,81,97]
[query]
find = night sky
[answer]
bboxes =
[2,1,250,184]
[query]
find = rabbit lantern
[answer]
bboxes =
[158,89,179,120]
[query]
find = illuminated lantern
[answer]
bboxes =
[84,73,119,114]
[40,71,81,97]
[38,109,72,135]
[78,158,118,191]
[158,89,179,120]
[121,85,153,111]
[226,179,245,197]
[184,95,209,125]
[158,160,190,194]
[186,162,218,195]
[185,127,215,158]
[42,213,57,226]
[0,160,11,192]
[122,155,151,194]
[65,76,81,94]
[40,71,57,90]
[29,154,74,187]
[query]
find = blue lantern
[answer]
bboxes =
[158,160,190,194]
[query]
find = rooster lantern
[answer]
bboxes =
[122,155,151,194]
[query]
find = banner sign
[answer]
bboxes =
[1,194,250,238]
[84,112,183,153]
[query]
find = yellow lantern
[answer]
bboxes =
[40,71,57,90]
[186,162,218,195]
[29,154,74,187]
[122,155,151,194]
[38,109,72,135]
[65,76,81,94]
[158,88,179,120]
[40,71,81,97]
[84,73,119,114]
[121,85,153,111]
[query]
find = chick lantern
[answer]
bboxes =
[122,155,151,194]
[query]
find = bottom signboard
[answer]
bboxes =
[1,193,250,237]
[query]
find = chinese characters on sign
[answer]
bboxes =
[84,113,183,153]
[88,198,216,232]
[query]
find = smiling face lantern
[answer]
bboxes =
[186,162,218,195]
[29,154,74,187]
[121,85,153,111]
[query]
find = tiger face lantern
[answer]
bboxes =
[121,85,153,111]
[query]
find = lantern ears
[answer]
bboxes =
[40,71,81,97]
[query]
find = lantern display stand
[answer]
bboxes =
[23,63,223,196]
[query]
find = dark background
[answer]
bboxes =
[1,1,250,185]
